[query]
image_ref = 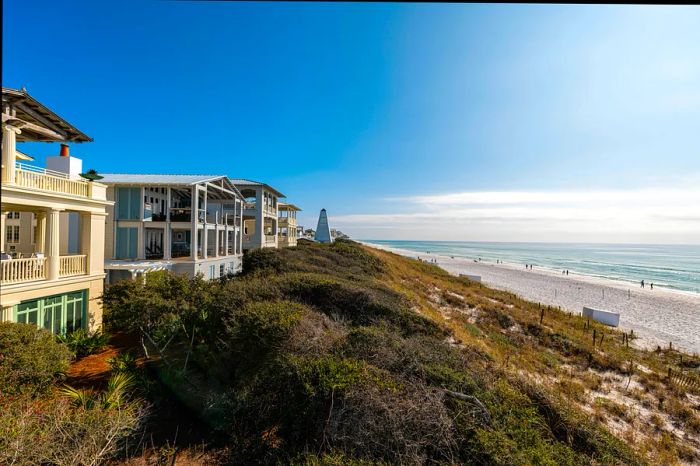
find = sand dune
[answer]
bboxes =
[363,242,700,354]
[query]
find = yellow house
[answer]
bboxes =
[1,87,110,333]
[277,203,301,247]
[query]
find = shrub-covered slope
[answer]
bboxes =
[103,240,699,465]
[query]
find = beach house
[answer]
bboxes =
[231,179,285,252]
[1,87,110,333]
[277,203,301,247]
[100,174,244,282]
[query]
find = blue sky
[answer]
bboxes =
[4,2,699,243]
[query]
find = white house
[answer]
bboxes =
[100,174,244,282]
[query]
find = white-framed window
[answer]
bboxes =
[220,264,225,276]
[6,225,20,243]
[209,265,215,280]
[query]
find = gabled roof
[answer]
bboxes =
[230,178,285,198]
[100,174,244,200]
[15,150,34,161]
[2,87,92,142]
[100,174,225,185]
[279,202,302,211]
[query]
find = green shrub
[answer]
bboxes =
[0,322,72,395]
[57,328,110,358]
[107,351,137,374]
[0,384,146,465]
[243,247,285,275]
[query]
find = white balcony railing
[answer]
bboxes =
[14,163,91,198]
[1,257,46,284]
[265,235,276,243]
[59,255,87,277]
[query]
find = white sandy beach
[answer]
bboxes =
[362,242,700,354]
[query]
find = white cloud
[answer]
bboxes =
[334,187,700,243]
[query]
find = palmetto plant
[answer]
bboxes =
[61,372,136,410]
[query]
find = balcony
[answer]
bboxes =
[13,163,99,199]
[1,254,87,285]
[59,255,87,277]
[265,235,276,243]
[1,257,46,284]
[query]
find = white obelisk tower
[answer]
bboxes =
[314,208,333,243]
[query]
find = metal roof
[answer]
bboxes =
[230,178,285,198]
[100,174,227,185]
[2,87,92,142]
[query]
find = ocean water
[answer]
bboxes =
[363,240,700,294]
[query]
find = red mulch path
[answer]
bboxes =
[65,332,141,389]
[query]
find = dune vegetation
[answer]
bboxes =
[99,239,699,464]
[2,239,698,465]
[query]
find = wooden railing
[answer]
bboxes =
[1,257,46,284]
[15,164,91,198]
[59,255,87,277]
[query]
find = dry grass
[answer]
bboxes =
[367,245,700,464]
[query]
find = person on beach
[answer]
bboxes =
[566,270,569,275]
[650,283,654,290]
[641,280,645,288]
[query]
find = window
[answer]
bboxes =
[15,291,86,335]
[115,227,138,259]
[6,225,20,243]
[209,265,215,280]
[116,187,142,220]
[220,264,225,276]
[8,211,20,219]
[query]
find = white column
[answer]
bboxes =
[238,200,243,254]
[1,123,21,184]
[202,188,208,258]
[45,208,62,280]
[215,225,220,257]
[0,211,7,252]
[166,187,172,222]
[164,225,171,260]
[224,227,229,256]
[137,224,145,259]
[35,212,46,253]
[191,185,198,260]
[79,212,92,272]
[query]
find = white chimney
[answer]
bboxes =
[46,144,83,179]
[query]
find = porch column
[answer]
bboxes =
[214,225,220,257]
[45,208,62,281]
[0,211,6,252]
[166,187,171,222]
[35,211,46,253]
[202,189,208,259]
[164,225,171,260]
[224,227,229,256]
[191,185,198,260]
[1,123,21,184]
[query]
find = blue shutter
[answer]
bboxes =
[116,227,128,258]
[129,188,141,220]
[129,227,138,259]
[117,188,130,220]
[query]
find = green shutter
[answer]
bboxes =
[129,227,138,258]
[116,187,142,220]
[116,227,139,259]
[130,188,141,219]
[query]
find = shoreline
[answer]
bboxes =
[360,241,700,354]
